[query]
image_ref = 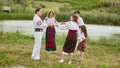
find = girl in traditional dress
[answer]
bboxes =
[77,25,87,61]
[44,10,58,53]
[59,14,81,64]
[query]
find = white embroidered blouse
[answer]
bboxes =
[44,17,58,26]
[58,21,81,37]
[33,14,47,28]
[79,32,86,42]
[78,16,85,26]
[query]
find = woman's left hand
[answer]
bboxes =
[50,23,54,27]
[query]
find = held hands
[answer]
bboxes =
[55,23,60,27]
[49,23,54,27]
[49,23,60,27]
[48,22,66,27]
[61,22,65,24]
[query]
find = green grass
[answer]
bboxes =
[88,37,120,53]
[53,0,120,12]
[1,0,120,13]
[0,32,120,68]
[0,0,120,17]
[34,1,69,12]
[0,31,34,45]
[0,0,68,13]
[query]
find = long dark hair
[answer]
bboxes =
[80,25,88,38]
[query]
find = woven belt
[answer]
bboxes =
[35,28,43,32]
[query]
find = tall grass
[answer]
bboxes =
[0,13,34,20]
[0,11,120,26]
[0,31,33,45]
[0,0,120,14]
[0,31,66,46]
[53,11,120,26]
[52,0,118,10]
[81,12,120,26]
[0,32,120,67]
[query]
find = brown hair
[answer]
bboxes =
[47,10,55,18]
[72,14,78,24]
[80,25,88,38]
[74,10,80,14]
[35,8,41,14]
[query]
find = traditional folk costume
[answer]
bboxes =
[78,16,85,27]
[77,32,86,52]
[31,14,47,60]
[44,17,57,51]
[75,16,86,51]
[59,21,80,55]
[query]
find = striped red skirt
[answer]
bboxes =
[62,30,77,55]
[45,26,56,51]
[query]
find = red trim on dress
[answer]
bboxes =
[82,39,86,44]
[68,30,77,34]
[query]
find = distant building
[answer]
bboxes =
[2,6,11,12]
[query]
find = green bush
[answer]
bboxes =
[0,13,33,20]
[0,12,119,26]
[81,12,120,26]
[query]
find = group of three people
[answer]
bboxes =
[31,8,87,64]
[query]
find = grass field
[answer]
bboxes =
[0,32,120,68]
[0,0,120,13]
[0,0,68,13]
[100,0,120,2]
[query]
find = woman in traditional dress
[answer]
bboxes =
[44,10,58,53]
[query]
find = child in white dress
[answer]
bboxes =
[77,25,87,62]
